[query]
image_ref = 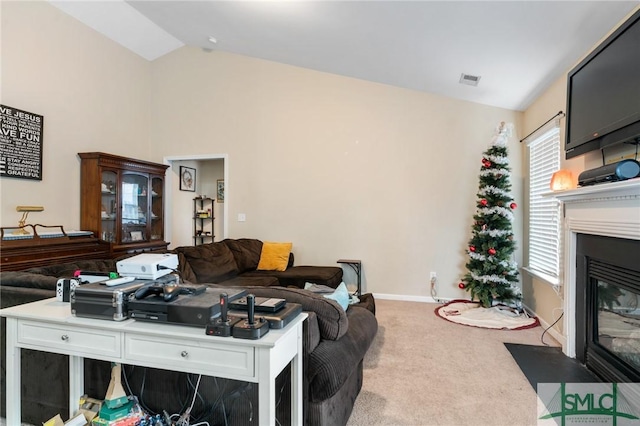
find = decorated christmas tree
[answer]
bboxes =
[459,122,521,308]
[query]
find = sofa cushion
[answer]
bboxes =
[173,243,239,283]
[307,306,378,402]
[307,361,363,426]
[174,252,198,283]
[0,271,59,290]
[256,241,292,272]
[303,311,322,356]
[215,276,278,287]
[244,286,349,341]
[222,238,263,273]
[242,265,343,289]
[352,292,376,315]
[25,259,118,278]
[0,284,56,308]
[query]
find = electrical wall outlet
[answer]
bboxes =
[430,272,437,280]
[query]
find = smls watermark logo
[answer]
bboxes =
[538,383,640,425]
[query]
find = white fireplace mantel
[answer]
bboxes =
[553,178,640,358]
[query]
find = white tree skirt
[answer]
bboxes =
[435,300,539,330]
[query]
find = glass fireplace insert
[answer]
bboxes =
[576,233,640,383]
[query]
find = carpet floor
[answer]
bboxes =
[347,299,562,426]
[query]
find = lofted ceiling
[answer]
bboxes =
[49,1,638,111]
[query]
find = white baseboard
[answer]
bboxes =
[372,293,458,304]
[523,303,566,348]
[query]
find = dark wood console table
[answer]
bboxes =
[0,225,110,272]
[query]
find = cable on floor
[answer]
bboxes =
[541,311,564,346]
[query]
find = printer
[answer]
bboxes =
[116,253,178,280]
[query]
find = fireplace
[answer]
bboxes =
[575,233,640,382]
[554,178,640,380]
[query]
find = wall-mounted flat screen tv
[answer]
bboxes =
[565,9,640,159]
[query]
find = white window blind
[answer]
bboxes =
[527,126,561,284]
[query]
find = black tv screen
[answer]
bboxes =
[565,9,640,159]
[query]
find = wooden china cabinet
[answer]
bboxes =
[79,152,169,255]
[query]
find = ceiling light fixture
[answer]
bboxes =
[459,73,481,87]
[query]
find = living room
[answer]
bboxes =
[2,1,640,425]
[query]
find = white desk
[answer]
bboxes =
[1,298,306,425]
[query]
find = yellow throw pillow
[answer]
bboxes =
[257,242,292,272]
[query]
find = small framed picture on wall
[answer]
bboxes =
[180,166,196,192]
[217,179,224,203]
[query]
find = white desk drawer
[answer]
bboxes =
[125,334,254,379]
[18,321,121,358]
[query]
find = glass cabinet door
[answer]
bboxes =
[121,172,149,243]
[150,176,164,241]
[80,152,169,254]
[100,171,117,242]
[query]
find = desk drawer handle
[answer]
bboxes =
[61,335,69,341]
[181,351,188,358]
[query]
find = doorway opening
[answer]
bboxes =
[163,154,228,248]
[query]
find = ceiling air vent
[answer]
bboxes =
[459,73,481,87]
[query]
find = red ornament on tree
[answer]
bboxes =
[510,202,518,209]
[458,282,466,289]
[480,199,488,206]
[469,246,476,252]
[488,248,497,255]
[484,161,492,167]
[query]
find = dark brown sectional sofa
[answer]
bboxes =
[0,238,377,425]
[173,238,344,289]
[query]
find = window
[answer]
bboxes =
[526,125,561,285]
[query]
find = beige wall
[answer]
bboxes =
[2,1,525,300]
[521,4,640,338]
[150,47,523,297]
[520,76,583,337]
[0,1,151,230]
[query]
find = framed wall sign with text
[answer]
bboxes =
[0,104,44,180]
